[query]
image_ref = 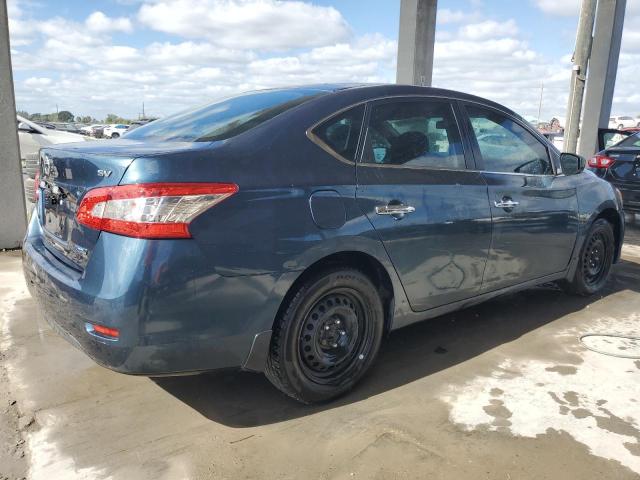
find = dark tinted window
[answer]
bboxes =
[125,88,326,142]
[466,105,552,175]
[362,100,465,169]
[313,105,365,162]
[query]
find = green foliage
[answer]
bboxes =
[104,113,131,124]
[57,110,74,122]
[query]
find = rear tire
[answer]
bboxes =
[111,132,120,139]
[563,218,615,295]
[265,267,384,404]
[618,124,624,130]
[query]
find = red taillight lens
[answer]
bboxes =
[588,154,615,169]
[90,323,120,339]
[33,170,40,202]
[76,183,238,239]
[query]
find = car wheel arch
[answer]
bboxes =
[274,251,396,336]
[594,207,623,262]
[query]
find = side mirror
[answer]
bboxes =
[559,152,586,175]
[18,122,33,132]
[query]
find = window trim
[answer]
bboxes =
[358,96,471,171]
[460,101,558,176]
[306,100,369,166]
[306,93,558,176]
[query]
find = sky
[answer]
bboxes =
[6,0,640,121]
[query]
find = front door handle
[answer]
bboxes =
[494,198,519,209]
[375,204,416,218]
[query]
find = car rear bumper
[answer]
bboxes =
[22,213,281,375]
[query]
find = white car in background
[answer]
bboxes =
[609,116,637,129]
[103,124,129,138]
[17,115,89,203]
[81,124,105,136]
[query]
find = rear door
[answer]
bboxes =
[355,97,492,312]
[461,102,579,291]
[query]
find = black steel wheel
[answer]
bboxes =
[265,267,384,404]
[563,218,615,295]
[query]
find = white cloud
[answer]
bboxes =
[24,77,52,87]
[532,0,580,17]
[459,19,518,41]
[85,11,134,33]
[137,0,351,50]
[438,9,476,24]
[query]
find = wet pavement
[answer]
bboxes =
[1,224,640,479]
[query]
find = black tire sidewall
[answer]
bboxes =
[277,269,384,403]
[574,219,615,295]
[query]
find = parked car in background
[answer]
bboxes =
[51,122,86,135]
[589,131,640,215]
[81,124,106,138]
[609,116,637,129]
[23,85,624,404]
[17,115,89,203]
[103,124,129,138]
[126,119,157,132]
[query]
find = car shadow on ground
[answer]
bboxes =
[154,224,640,428]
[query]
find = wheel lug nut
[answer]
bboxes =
[336,320,340,325]
[332,343,338,348]
[340,331,346,335]
[325,326,330,331]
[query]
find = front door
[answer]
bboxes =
[356,98,492,312]
[462,103,579,291]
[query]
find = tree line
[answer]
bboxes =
[17,110,134,125]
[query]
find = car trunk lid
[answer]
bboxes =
[39,148,134,270]
[606,147,640,184]
[38,140,205,270]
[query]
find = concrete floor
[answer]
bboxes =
[1,226,640,480]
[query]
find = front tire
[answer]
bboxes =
[265,268,384,404]
[111,132,120,138]
[618,124,625,130]
[564,218,615,295]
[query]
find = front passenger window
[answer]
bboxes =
[466,105,553,175]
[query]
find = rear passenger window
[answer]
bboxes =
[313,105,365,162]
[466,105,553,175]
[362,100,465,169]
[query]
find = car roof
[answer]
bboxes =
[283,83,524,121]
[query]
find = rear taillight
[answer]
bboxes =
[588,154,615,169]
[76,183,238,239]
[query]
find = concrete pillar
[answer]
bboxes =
[564,0,597,154]
[578,0,627,158]
[0,0,26,248]
[396,0,437,86]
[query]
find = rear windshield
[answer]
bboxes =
[616,132,640,148]
[124,88,326,142]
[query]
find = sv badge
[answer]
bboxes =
[97,169,112,177]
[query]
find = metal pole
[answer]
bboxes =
[0,0,27,248]
[564,0,597,154]
[396,0,437,86]
[537,81,544,124]
[578,0,627,158]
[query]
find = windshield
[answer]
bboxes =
[615,132,640,148]
[125,88,327,142]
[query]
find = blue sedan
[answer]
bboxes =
[22,84,624,403]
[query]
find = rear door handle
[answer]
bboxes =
[494,199,519,209]
[375,204,416,216]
